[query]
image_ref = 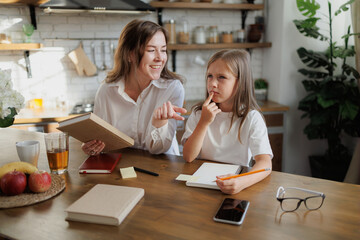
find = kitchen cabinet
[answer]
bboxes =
[150,1,271,71]
[0,43,43,50]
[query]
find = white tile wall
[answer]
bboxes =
[0,0,265,109]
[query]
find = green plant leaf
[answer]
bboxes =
[339,100,359,120]
[293,19,327,40]
[334,0,354,16]
[342,32,360,39]
[297,47,331,69]
[343,64,360,79]
[317,94,337,108]
[0,107,17,128]
[296,0,320,17]
[331,45,355,58]
[301,79,318,91]
[299,69,328,79]
[254,79,268,89]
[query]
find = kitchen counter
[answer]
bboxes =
[14,107,80,124]
[13,100,289,125]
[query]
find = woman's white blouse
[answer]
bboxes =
[94,78,184,155]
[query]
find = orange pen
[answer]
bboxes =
[216,168,271,181]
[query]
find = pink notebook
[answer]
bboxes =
[79,153,121,174]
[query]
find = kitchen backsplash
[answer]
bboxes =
[0,0,264,109]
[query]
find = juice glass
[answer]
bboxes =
[44,132,69,174]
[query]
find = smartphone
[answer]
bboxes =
[213,198,250,225]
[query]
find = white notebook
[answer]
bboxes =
[186,162,242,190]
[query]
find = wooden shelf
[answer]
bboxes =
[0,0,48,5]
[150,2,264,10]
[0,43,43,50]
[168,42,271,50]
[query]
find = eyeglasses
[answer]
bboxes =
[276,186,325,212]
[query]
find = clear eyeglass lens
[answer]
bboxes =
[305,196,323,210]
[281,199,300,211]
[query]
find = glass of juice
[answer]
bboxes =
[44,132,69,174]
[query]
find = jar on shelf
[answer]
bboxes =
[208,26,219,44]
[247,24,262,43]
[178,19,190,44]
[194,26,206,44]
[235,29,245,43]
[164,19,176,44]
[221,31,233,43]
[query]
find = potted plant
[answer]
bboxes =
[254,78,268,101]
[294,0,360,181]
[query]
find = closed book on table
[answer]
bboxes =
[57,112,134,152]
[186,162,242,190]
[79,153,121,174]
[65,184,145,226]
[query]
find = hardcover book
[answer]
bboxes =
[57,112,134,152]
[65,184,145,226]
[186,162,242,190]
[79,153,121,174]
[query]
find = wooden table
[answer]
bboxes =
[0,129,359,240]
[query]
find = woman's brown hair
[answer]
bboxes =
[194,49,261,142]
[106,19,182,83]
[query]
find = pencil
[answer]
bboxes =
[216,168,271,181]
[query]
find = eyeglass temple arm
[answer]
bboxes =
[276,186,324,198]
[284,187,324,196]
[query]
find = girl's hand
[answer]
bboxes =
[81,140,105,156]
[152,101,187,128]
[216,174,245,195]
[200,92,221,125]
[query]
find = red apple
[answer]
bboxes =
[0,171,27,196]
[28,170,52,193]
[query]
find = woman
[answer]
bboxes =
[82,19,186,156]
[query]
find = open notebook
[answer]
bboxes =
[186,162,242,190]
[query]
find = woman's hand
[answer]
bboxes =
[152,101,187,128]
[200,93,221,126]
[81,140,105,155]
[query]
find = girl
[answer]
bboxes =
[82,20,187,156]
[182,49,273,194]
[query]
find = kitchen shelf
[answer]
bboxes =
[0,43,43,50]
[168,42,271,51]
[150,1,270,71]
[0,0,48,5]
[150,2,264,10]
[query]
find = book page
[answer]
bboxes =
[186,163,241,190]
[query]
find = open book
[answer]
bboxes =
[78,153,121,174]
[186,162,242,190]
[65,184,144,226]
[57,112,134,152]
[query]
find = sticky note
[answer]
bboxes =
[120,167,137,179]
[175,174,200,182]
[176,174,192,181]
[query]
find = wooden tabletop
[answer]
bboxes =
[0,129,358,240]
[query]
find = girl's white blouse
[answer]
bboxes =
[182,110,273,166]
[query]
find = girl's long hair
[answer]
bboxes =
[106,19,183,83]
[194,49,261,142]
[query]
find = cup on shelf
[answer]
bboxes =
[16,140,40,167]
[22,23,34,43]
[44,132,69,174]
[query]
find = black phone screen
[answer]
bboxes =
[214,198,249,223]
